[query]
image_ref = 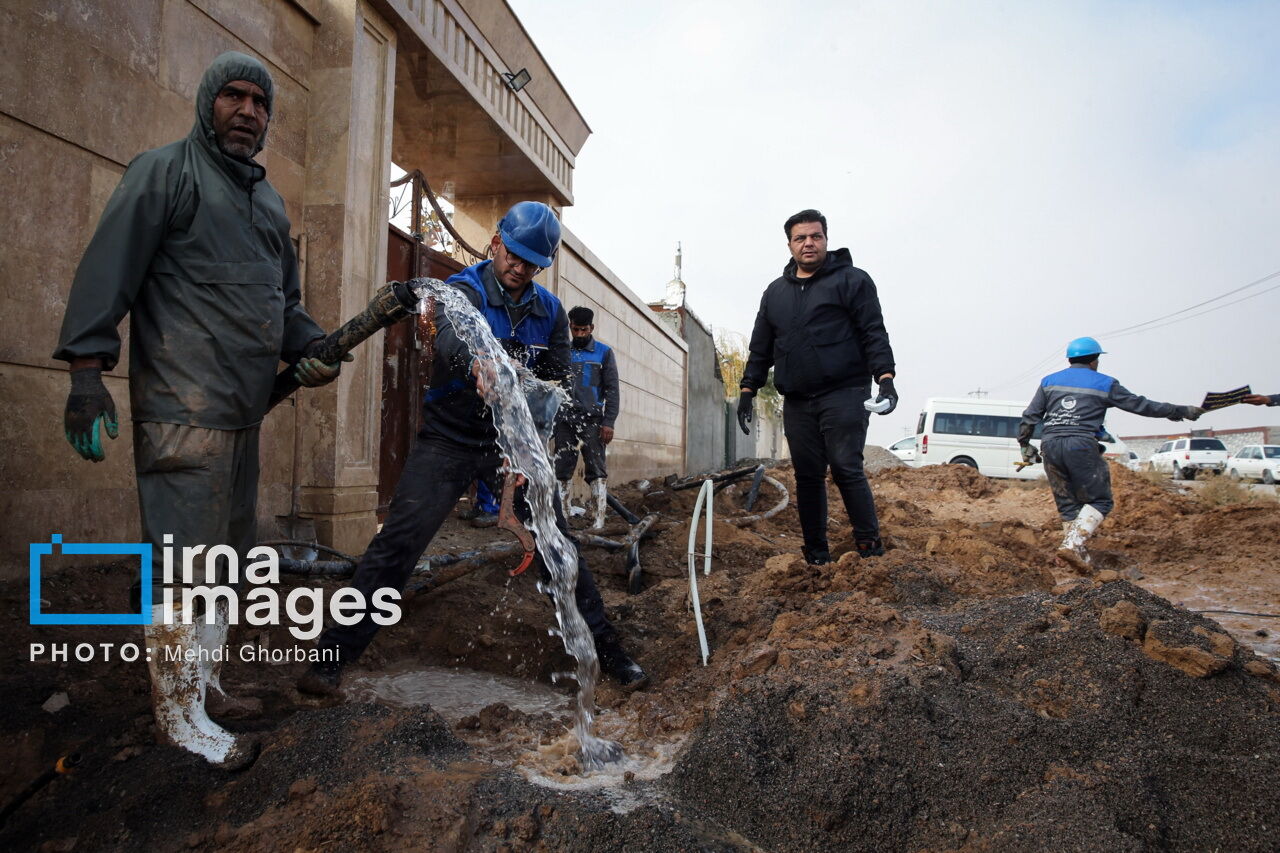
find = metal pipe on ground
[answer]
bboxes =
[726,476,789,526]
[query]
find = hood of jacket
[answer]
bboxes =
[191,51,275,182]
[782,246,853,283]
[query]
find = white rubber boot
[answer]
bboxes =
[559,480,574,521]
[144,605,257,769]
[1057,504,1105,573]
[198,601,262,719]
[591,479,608,530]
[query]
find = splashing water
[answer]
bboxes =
[411,277,623,768]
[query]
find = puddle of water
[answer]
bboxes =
[1140,578,1280,662]
[345,665,570,721]
[345,663,687,805]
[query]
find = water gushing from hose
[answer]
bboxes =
[411,278,622,768]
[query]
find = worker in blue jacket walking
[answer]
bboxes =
[554,306,620,529]
[299,202,647,695]
[1020,336,1203,571]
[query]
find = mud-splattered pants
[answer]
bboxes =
[552,415,607,482]
[1042,435,1114,522]
[317,436,619,663]
[783,385,879,549]
[134,422,259,602]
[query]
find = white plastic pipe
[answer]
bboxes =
[687,478,714,665]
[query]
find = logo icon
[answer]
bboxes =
[1062,396,1077,411]
[30,534,151,625]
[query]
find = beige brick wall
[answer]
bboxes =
[553,228,687,491]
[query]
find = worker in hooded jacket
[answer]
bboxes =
[52,52,344,769]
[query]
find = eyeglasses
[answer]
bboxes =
[501,244,543,274]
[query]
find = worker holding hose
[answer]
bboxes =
[298,202,648,696]
[52,53,346,768]
[1020,337,1204,572]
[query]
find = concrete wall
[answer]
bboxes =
[680,311,725,475]
[1124,426,1280,461]
[724,403,787,467]
[554,228,687,492]
[0,0,328,576]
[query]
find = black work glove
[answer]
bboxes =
[737,390,756,435]
[65,367,118,462]
[294,339,354,388]
[1019,443,1042,465]
[1167,405,1205,422]
[869,376,897,415]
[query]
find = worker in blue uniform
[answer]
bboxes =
[554,306,620,529]
[1020,336,1203,571]
[298,202,647,695]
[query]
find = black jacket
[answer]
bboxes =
[742,248,895,397]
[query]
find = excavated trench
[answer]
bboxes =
[2,460,1279,851]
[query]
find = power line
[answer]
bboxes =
[1097,268,1280,339]
[985,266,1280,394]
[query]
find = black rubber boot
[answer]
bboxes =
[598,643,650,691]
[297,659,344,697]
[855,537,885,559]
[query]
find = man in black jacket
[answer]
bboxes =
[739,209,897,564]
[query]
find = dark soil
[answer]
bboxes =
[3,462,1279,852]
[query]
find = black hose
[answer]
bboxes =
[0,753,81,827]
[745,464,766,511]
[1194,609,1280,619]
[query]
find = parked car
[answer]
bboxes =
[1148,437,1229,480]
[887,435,918,465]
[1226,445,1280,485]
[1125,450,1141,472]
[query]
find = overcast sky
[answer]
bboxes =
[507,0,1280,448]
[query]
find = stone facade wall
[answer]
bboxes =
[553,228,686,492]
[0,0,327,578]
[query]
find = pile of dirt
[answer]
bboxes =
[3,460,1279,851]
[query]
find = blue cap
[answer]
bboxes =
[498,201,561,268]
[1066,336,1106,359]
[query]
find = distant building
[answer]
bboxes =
[1121,425,1280,460]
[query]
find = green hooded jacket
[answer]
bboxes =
[53,51,324,429]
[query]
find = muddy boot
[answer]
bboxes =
[1057,505,1104,573]
[598,641,649,691]
[297,659,345,697]
[559,479,574,521]
[143,606,258,770]
[199,602,262,720]
[855,537,885,559]
[590,479,608,530]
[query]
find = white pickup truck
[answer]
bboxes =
[1148,437,1229,480]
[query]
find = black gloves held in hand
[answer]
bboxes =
[871,376,897,416]
[737,390,755,435]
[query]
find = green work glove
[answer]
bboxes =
[64,367,118,462]
[294,341,354,388]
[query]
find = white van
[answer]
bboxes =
[915,397,1133,480]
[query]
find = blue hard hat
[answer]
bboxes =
[1065,336,1105,359]
[498,201,561,268]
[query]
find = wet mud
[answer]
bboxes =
[2,462,1278,851]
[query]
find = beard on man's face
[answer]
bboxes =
[217,135,257,159]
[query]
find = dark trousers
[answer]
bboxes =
[318,436,619,661]
[783,385,879,549]
[553,416,607,481]
[134,422,259,601]
[1042,435,1114,521]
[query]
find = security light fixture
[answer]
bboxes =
[502,68,531,92]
